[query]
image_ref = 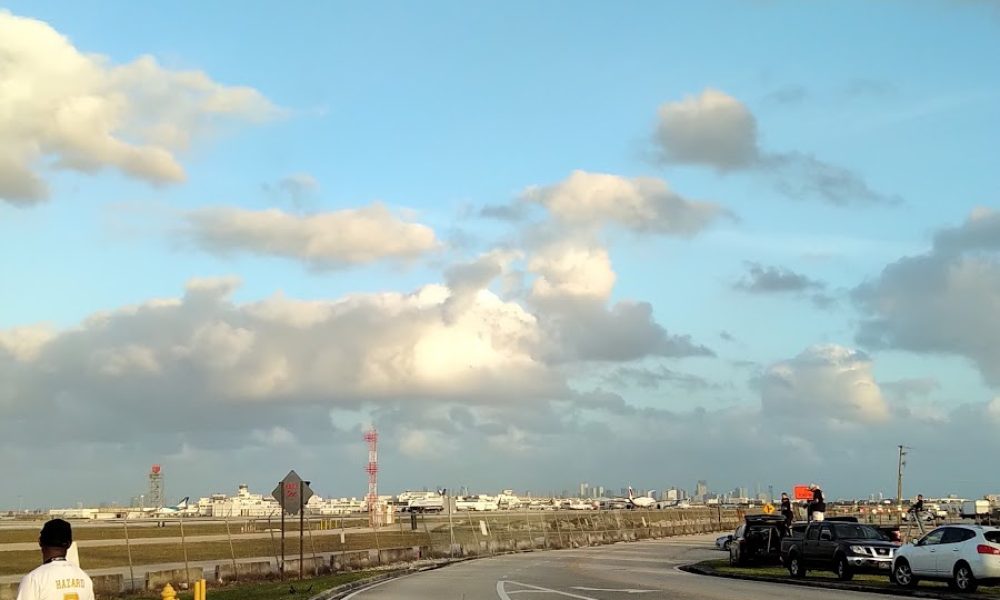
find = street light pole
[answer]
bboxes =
[896,445,908,526]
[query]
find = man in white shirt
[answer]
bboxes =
[16,519,95,600]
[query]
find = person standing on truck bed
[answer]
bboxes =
[908,494,926,533]
[780,492,794,529]
[807,483,826,522]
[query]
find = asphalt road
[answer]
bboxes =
[346,533,893,600]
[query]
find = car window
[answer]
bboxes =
[919,528,946,546]
[834,523,887,540]
[941,528,976,544]
[807,525,820,540]
[985,531,1000,544]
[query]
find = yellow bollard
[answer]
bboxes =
[161,583,176,600]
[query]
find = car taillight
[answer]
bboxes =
[977,544,1000,556]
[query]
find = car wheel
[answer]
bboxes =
[788,554,806,578]
[836,556,854,581]
[893,559,918,588]
[950,562,978,593]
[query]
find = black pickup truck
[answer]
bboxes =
[781,520,899,580]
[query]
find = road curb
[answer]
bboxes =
[307,558,474,600]
[679,562,973,600]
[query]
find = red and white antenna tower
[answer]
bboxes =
[364,427,380,526]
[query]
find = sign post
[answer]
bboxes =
[271,471,315,581]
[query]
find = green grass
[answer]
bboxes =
[133,570,379,600]
[705,559,1000,597]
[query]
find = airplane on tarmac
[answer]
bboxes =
[127,497,191,517]
[626,487,657,509]
[155,497,190,514]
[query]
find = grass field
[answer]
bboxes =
[706,558,1000,597]
[0,519,369,544]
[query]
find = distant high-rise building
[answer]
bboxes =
[737,486,748,499]
[579,482,590,498]
[695,480,708,500]
[596,486,605,498]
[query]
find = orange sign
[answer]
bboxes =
[793,485,812,500]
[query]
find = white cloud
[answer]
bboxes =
[653,89,897,205]
[184,204,440,269]
[0,325,55,362]
[655,89,760,170]
[0,10,278,205]
[760,344,890,423]
[526,242,713,362]
[523,170,727,236]
[529,243,616,300]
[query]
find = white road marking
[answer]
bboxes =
[571,586,657,593]
[497,580,599,600]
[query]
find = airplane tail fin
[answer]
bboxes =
[628,486,635,500]
[176,497,189,509]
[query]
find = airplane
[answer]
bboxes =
[626,487,656,509]
[155,497,190,515]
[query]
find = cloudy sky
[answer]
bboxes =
[2,1,999,508]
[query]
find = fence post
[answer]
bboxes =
[178,517,192,591]
[224,508,238,582]
[122,515,136,592]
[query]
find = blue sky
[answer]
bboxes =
[1,1,999,506]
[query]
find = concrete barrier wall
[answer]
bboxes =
[92,573,124,595]
[145,567,205,590]
[331,550,374,571]
[283,557,327,577]
[215,560,274,582]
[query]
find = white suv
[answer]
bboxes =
[893,525,1000,592]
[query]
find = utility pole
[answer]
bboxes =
[896,445,908,525]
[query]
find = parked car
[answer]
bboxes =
[729,514,787,566]
[715,533,733,551]
[782,520,898,580]
[893,525,1000,592]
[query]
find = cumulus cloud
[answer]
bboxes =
[0,10,277,205]
[759,345,890,423]
[855,208,1000,385]
[655,89,760,170]
[184,204,440,269]
[733,262,835,308]
[653,89,897,205]
[0,276,568,450]
[527,242,713,362]
[522,170,727,236]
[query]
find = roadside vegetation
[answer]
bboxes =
[704,558,1000,597]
